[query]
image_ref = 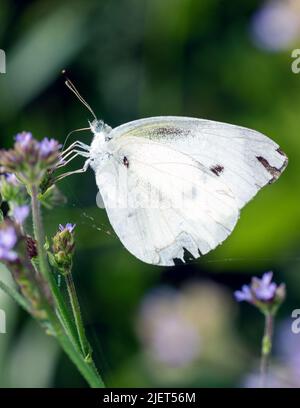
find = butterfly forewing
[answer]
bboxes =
[111,117,288,208]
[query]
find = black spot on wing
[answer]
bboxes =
[148,126,191,140]
[256,151,288,184]
[154,127,185,136]
[123,156,129,168]
[210,165,224,176]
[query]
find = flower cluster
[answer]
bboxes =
[49,223,76,274]
[0,132,61,185]
[0,132,105,387]
[234,272,285,314]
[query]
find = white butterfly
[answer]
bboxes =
[60,79,288,266]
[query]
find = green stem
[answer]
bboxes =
[30,185,80,351]
[50,315,105,388]
[65,272,90,358]
[30,185,50,280]
[29,184,105,388]
[259,313,274,388]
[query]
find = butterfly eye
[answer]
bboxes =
[90,119,105,134]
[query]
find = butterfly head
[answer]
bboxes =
[62,72,112,140]
[89,119,113,169]
[89,119,112,139]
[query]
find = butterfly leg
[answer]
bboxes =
[57,148,91,169]
[54,159,91,182]
[61,141,90,156]
[60,149,90,164]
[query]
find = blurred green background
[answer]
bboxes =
[1,0,300,387]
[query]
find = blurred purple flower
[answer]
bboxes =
[234,285,253,302]
[0,226,18,262]
[252,272,277,301]
[5,174,19,186]
[13,205,30,225]
[234,272,285,305]
[138,288,201,368]
[150,313,201,367]
[250,0,300,51]
[15,132,33,147]
[276,320,300,380]
[39,138,61,158]
[59,223,76,233]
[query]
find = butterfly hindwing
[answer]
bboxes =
[95,137,239,265]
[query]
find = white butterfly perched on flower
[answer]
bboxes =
[59,76,288,266]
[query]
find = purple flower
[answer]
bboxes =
[5,173,19,186]
[15,132,33,147]
[13,205,30,224]
[234,272,285,309]
[0,132,62,185]
[59,223,76,233]
[39,138,61,158]
[138,287,202,367]
[234,285,253,302]
[252,272,277,301]
[0,226,18,262]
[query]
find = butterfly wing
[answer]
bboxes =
[110,116,288,208]
[94,116,287,266]
[95,137,239,265]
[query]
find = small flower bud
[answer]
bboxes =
[51,223,76,274]
[26,236,38,259]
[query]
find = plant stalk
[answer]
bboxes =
[29,184,105,387]
[30,185,79,350]
[259,312,274,388]
[65,272,90,358]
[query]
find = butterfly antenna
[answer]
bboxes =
[62,127,91,151]
[62,70,97,120]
